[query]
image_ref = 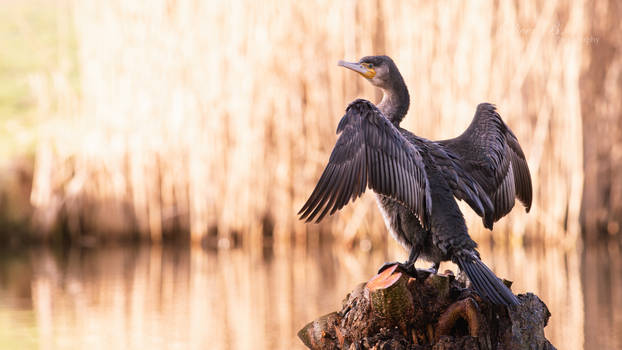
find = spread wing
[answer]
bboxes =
[427,141,494,218]
[298,99,432,228]
[439,103,532,229]
[400,131,494,219]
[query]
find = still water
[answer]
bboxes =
[0,241,620,349]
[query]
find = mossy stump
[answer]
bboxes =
[298,265,555,350]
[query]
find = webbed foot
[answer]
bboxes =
[427,262,440,274]
[377,261,417,277]
[411,262,440,279]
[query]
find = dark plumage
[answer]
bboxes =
[298,55,532,306]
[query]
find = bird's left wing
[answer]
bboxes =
[298,99,432,228]
[439,103,532,229]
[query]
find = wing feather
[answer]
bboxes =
[439,103,532,229]
[299,99,431,227]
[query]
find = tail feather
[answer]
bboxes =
[456,256,519,306]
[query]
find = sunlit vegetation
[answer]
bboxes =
[0,0,619,250]
[0,0,76,240]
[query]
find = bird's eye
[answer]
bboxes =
[368,63,374,68]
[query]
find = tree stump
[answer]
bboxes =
[298,266,555,350]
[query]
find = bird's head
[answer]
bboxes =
[338,55,409,123]
[338,55,399,89]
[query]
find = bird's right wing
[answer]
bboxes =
[298,99,432,228]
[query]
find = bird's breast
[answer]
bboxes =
[374,194,412,250]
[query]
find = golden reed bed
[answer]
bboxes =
[28,0,621,249]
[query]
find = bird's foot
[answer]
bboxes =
[377,262,442,279]
[409,263,441,279]
[413,266,437,279]
[377,261,417,277]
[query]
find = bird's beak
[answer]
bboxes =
[338,60,376,79]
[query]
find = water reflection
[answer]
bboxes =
[0,241,620,349]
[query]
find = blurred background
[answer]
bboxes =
[0,0,620,349]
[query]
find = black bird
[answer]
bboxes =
[298,55,532,306]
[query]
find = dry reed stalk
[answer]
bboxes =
[580,0,622,241]
[29,0,590,248]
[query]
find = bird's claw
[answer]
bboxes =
[421,264,439,275]
[377,261,417,277]
[377,262,441,279]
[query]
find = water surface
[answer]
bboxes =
[0,242,620,349]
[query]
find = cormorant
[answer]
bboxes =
[298,55,532,306]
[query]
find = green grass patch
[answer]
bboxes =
[0,0,78,158]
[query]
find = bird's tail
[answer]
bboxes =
[455,254,519,306]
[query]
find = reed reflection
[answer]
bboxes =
[0,241,619,350]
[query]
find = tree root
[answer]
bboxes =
[298,265,555,350]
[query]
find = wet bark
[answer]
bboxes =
[298,265,555,350]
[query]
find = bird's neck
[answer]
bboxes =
[377,78,410,125]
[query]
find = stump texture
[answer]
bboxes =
[298,267,555,350]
